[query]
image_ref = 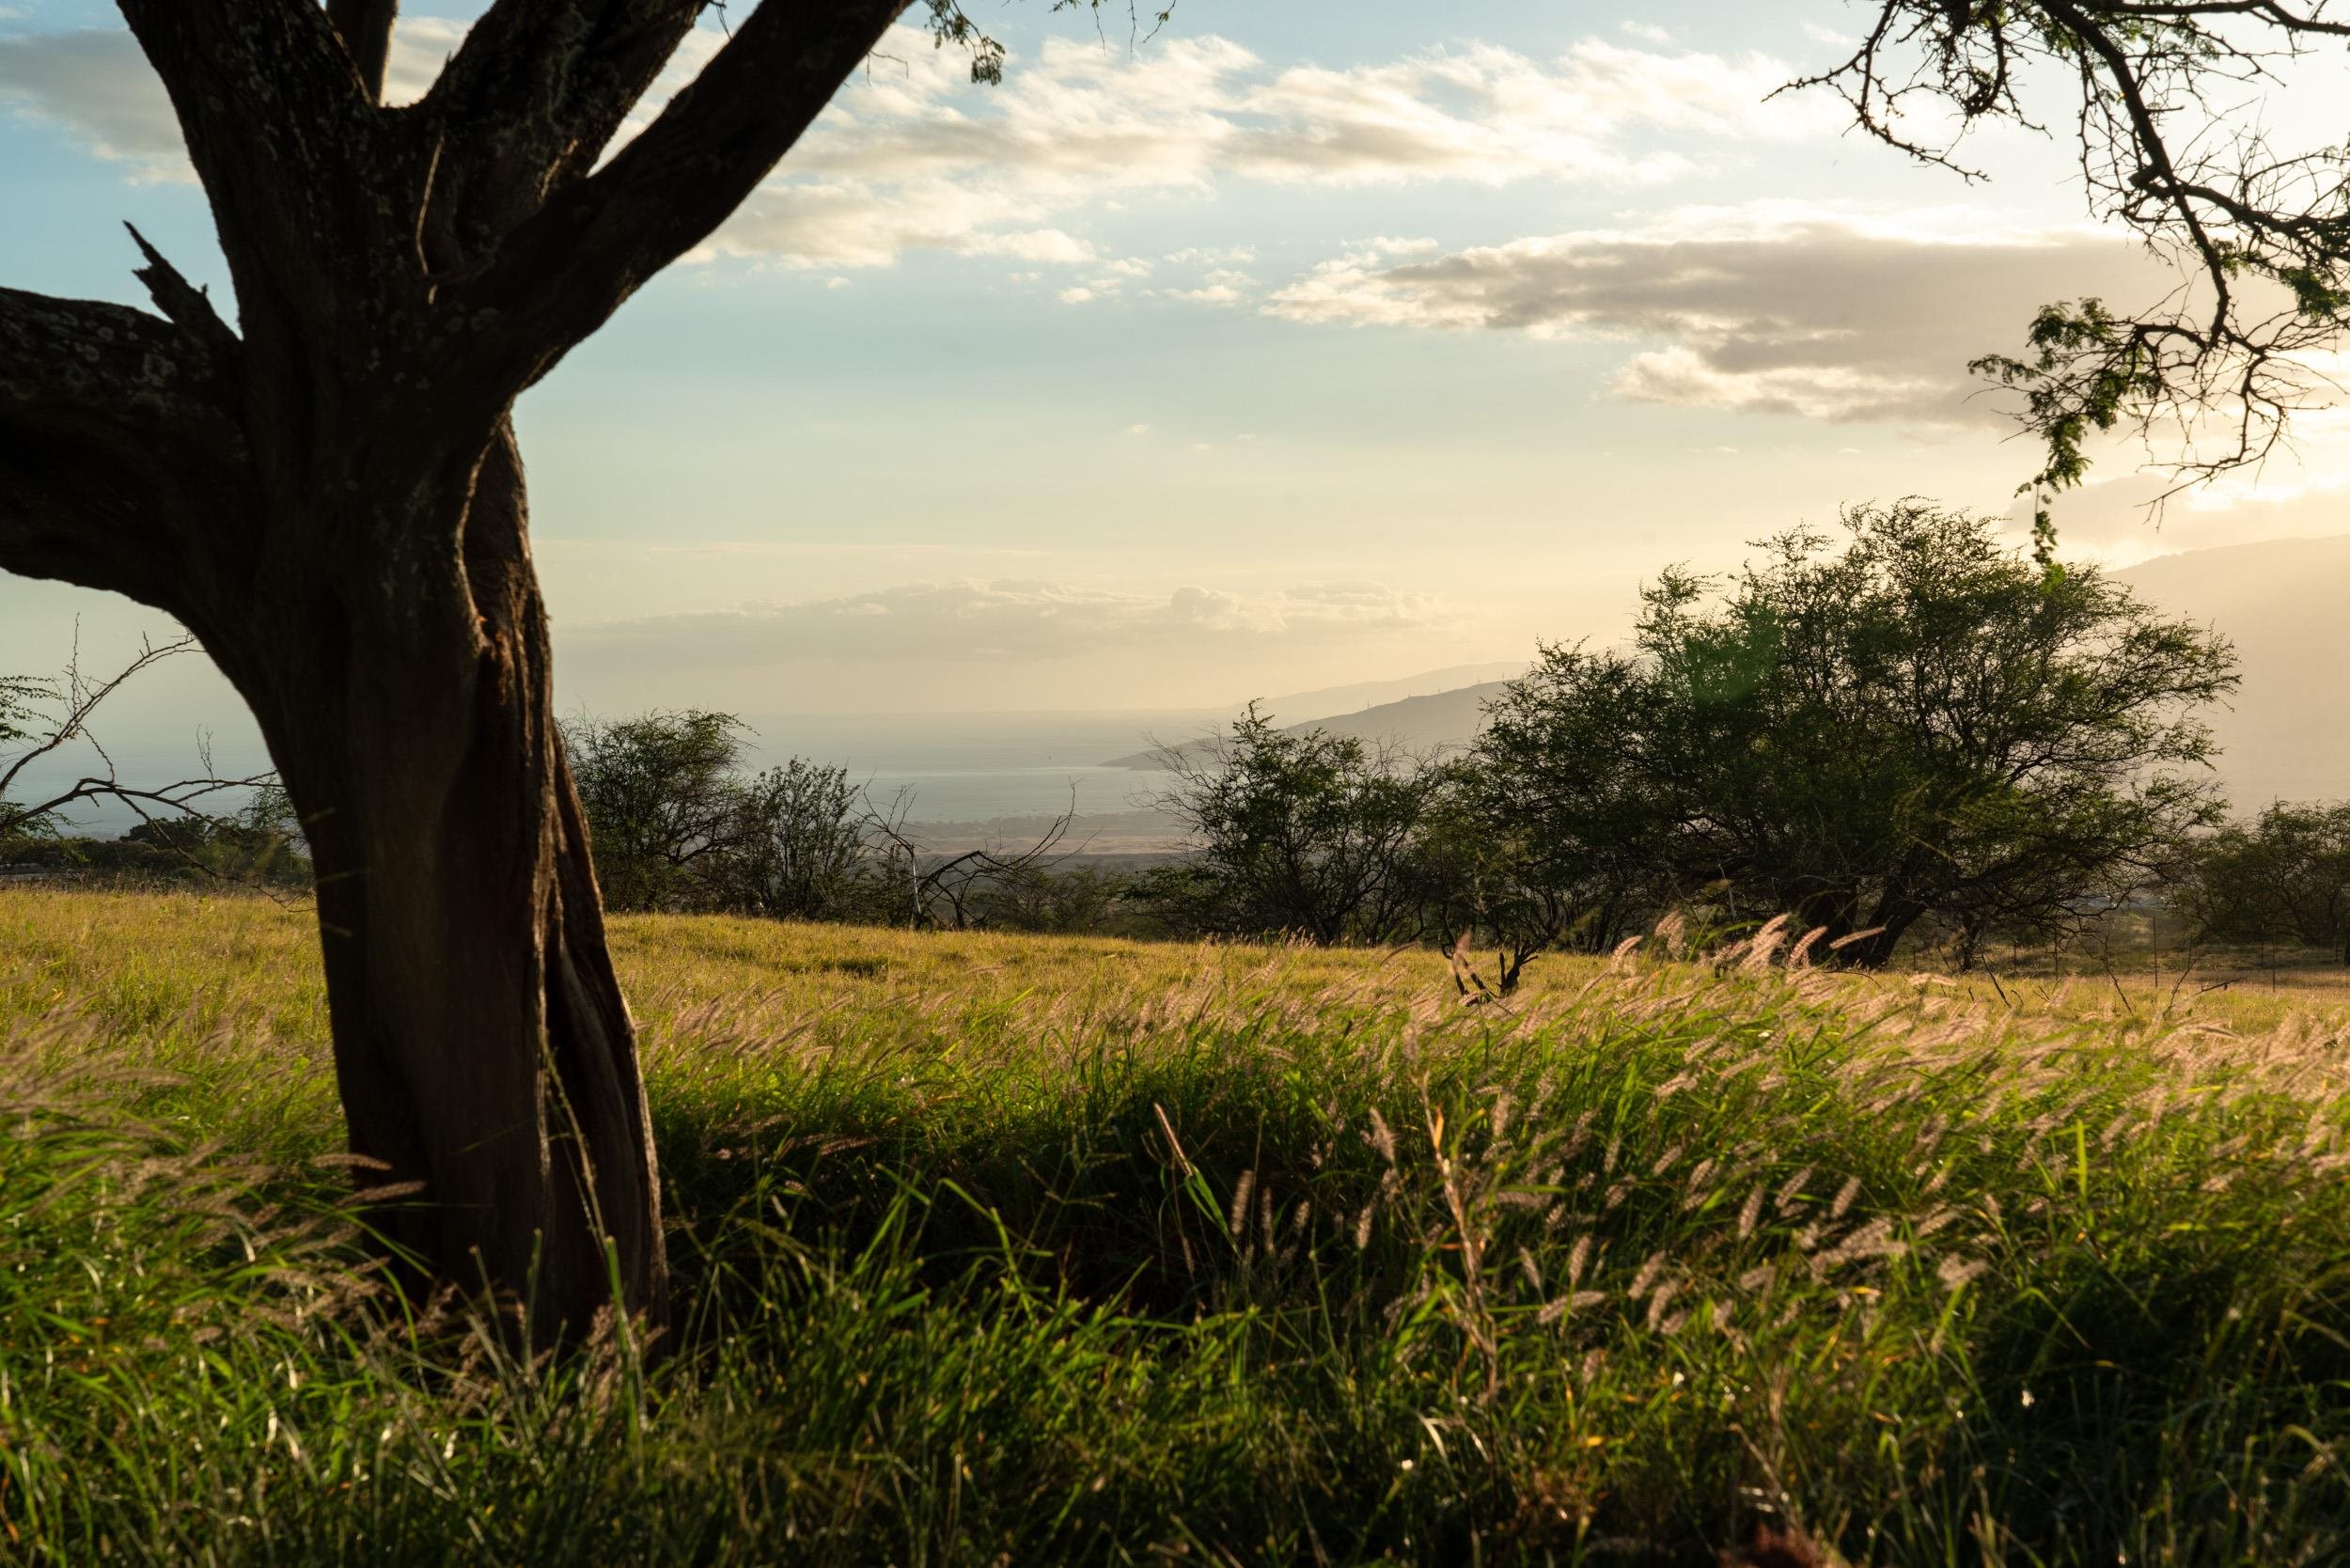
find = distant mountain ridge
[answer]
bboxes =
[1103,681,1512,769]
[1104,534,2350,806]
[2114,532,2350,809]
[1242,662,1527,723]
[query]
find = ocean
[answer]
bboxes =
[734,710,1209,823]
[5,710,1214,840]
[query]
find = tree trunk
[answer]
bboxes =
[1843,894,1927,970]
[215,427,666,1341]
[0,0,921,1341]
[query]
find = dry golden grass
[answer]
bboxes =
[6,886,2350,1564]
[8,884,2340,1062]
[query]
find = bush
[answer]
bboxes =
[1138,705,1436,944]
[1480,504,2235,968]
[2178,800,2350,962]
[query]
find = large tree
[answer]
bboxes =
[2177,800,2350,963]
[1139,708,1436,947]
[1484,505,2236,968]
[0,0,1019,1335]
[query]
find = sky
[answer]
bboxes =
[5,0,2350,743]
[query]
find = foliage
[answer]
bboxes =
[721,757,870,921]
[565,710,755,912]
[1138,706,1436,944]
[3,889,2349,1563]
[2179,801,2350,962]
[959,859,1138,935]
[563,711,1092,929]
[0,671,52,843]
[1487,504,2236,967]
[1453,663,1685,987]
[1797,3,2350,504]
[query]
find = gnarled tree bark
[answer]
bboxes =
[0,0,923,1337]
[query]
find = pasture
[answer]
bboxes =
[3,888,2348,1564]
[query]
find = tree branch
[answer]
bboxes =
[0,631,270,843]
[115,0,387,321]
[420,0,704,249]
[448,0,910,406]
[1797,1,2350,501]
[0,286,251,612]
[326,0,401,104]
[124,223,240,367]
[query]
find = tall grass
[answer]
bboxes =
[1,889,2347,1563]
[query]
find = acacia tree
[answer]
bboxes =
[2178,801,2350,962]
[0,0,1031,1334]
[1485,506,2236,969]
[565,710,752,912]
[1138,707,1436,946]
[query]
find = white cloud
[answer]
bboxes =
[568,578,1452,666]
[1057,286,1096,305]
[0,19,464,179]
[0,29,187,178]
[1266,205,2167,424]
[736,27,1811,270]
[964,227,1096,263]
[1164,284,1242,306]
[1167,244,1257,266]
[0,21,1839,273]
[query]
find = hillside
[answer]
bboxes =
[1105,535,2350,807]
[1103,679,1512,769]
[1244,661,1527,723]
[2116,532,2350,808]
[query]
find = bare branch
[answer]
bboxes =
[1798,2,2350,506]
[0,630,277,861]
[855,783,1080,931]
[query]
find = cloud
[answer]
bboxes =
[1159,268,1255,306]
[0,29,188,178]
[1,20,1837,273]
[568,578,1452,666]
[1266,205,2168,423]
[0,19,464,179]
[713,30,1834,270]
[1166,245,1256,266]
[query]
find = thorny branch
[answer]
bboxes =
[1794,2,2350,524]
[0,631,281,862]
[858,784,1082,931]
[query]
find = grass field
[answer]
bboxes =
[4,888,2350,1564]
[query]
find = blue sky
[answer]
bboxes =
[5,0,2345,738]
